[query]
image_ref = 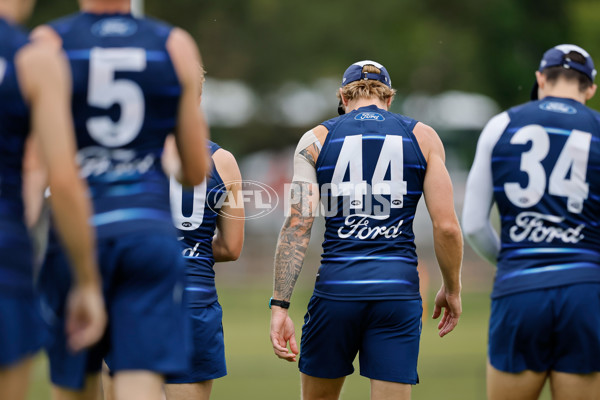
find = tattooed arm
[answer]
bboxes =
[270,126,325,362]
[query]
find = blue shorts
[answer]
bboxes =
[38,232,190,390]
[0,293,46,367]
[489,283,600,374]
[165,301,226,384]
[299,296,422,384]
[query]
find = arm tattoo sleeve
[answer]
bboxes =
[273,181,316,301]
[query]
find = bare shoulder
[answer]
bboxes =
[312,125,329,146]
[412,122,445,162]
[15,42,66,100]
[166,27,201,83]
[213,148,241,184]
[30,25,63,49]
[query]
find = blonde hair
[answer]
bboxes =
[337,65,396,103]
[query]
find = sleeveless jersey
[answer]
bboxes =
[314,105,426,300]
[0,19,33,295]
[170,142,226,307]
[49,13,180,239]
[491,96,600,298]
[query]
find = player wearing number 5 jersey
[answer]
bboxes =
[31,1,209,400]
[463,44,600,400]
[163,138,244,400]
[270,61,463,400]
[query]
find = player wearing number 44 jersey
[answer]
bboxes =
[463,44,600,400]
[31,1,209,400]
[270,61,463,400]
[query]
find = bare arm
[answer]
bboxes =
[17,42,105,350]
[414,122,463,337]
[212,149,244,262]
[270,127,324,362]
[166,28,209,186]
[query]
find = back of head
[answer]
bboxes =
[531,44,597,100]
[338,61,396,104]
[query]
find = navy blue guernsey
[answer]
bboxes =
[314,105,426,300]
[49,13,180,239]
[0,19,33,295]
[491,96,600,298]
[170,142,226,307]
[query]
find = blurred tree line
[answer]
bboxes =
[29,0,600,160]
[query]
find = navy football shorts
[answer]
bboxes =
[0,293,46,367]
[299,295,422,384]
[165,301,227,384]
[38,232,190,390]
[489,283,600,374]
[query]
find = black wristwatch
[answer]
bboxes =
[269,297,290,309]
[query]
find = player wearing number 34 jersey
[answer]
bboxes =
[32,1,209,400]
[463,44,600,399]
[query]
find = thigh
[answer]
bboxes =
[113,371,163,400]
[370,379,411,400]
[550,371,600,400]
[0,356,33,400]
[488,291,553,373]
[553,283,600,373]
[359,299,422,384]
[487,362,547,400]
[165,381,213,400]
[166,302,226,384]
[301,373,345,400]
[107,233,189,376]
[299,296,367,379]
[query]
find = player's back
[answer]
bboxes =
[315,105,427,301]
[170,141,226,307]
[491,96,600,297]
[0,18,34,294]
[48,12,181,239]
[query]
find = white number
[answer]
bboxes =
[87,48,146,147]
[504,125,549,208]
[170,176,206,230]
[0,58,6,85]
[331,135,407,208]
[549,130,591,213]
[504,125,591,213]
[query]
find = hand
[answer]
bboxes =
[65,283,107,352]
[432,285,461,338]
[270,307,299,362]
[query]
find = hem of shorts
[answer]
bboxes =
[488,357,545,374]
[0,346,42,369]
[165,371,227,384]
[491,279,600,299]
[359,371,418,385]
[312,290,421,301]
[299,366,354,380]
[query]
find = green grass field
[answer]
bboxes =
[28,287,552,400]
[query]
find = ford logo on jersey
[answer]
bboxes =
[539,101,577,115]
[91,18,138,37]
[355,112,385,121]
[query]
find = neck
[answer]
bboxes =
[540,81,587,104]
[80,0,131,14]
[345,98,389,113]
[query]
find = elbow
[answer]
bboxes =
[433,220,462,241]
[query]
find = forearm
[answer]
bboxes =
[433,222,463,294]
[49,177,99,287]
[273,217,313,301]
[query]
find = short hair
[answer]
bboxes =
[337,65,396,103]
[542,51,593,92]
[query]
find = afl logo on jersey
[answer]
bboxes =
[355,112,385,121]
[181,222,193,228]
[91,18,138,37]
[539,101,577,115]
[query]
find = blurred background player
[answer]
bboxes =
[463,44,600,400]
[163,135,244,400]
[270,60,463,400]
[0,0,106,399]
[30,0,210,399]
